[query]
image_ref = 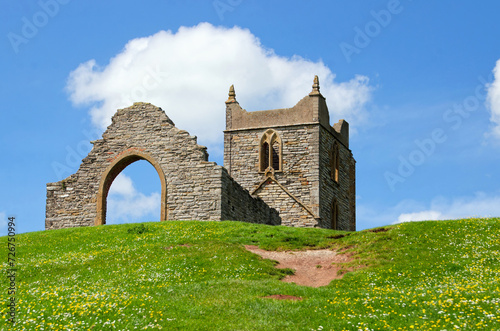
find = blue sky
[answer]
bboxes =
[2,0,500,234]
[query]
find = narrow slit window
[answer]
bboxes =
[271,140,280,171]
[330,142,339,182]
[332,199,338,230]
[261,142,270,171]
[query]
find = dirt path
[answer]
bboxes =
[245,245,353,287]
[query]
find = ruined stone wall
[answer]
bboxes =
[318,126,356,231]
[224,124,320,227]
[220,169,281,225]
[46,175,91,228]
[46,103,279,230]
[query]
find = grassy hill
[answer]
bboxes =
[1,218,499,330]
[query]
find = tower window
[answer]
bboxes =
[261,142,269,170]
[332,199,338,230]
[330,142,339,182]
[259,130,282,172]
[271,140,280,170]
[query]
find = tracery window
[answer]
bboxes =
[259,130,282,172]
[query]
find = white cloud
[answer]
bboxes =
[487,59,500,140]
[396,210,444,223]
[357,198,427,229]
[109,173,135,197]
[66,23,373,158]
[394,192,500,224]
[106,174,160,224]
[356,192,500,229]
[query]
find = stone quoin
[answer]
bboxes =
[45,76,356,231]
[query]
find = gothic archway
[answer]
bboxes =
[95,149,167,226]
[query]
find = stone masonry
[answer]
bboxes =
[46,76,355,231]
[45,103,279,230]
[224,76,356,230]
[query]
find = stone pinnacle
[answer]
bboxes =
[309,75,320,96]
[226,84,237,104]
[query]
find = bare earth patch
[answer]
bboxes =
[245,245,354,287]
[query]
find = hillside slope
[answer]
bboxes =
[1,218,499,330]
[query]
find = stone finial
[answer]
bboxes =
[226,84,237,104]
[309,75,320,96]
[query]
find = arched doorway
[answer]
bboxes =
[95,150,167,226]
[106,160,160,224]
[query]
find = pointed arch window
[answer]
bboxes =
[259,129,282,172]
[330,142,339,182]
[332,199,339,230]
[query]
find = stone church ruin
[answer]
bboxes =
[45,76,356,231]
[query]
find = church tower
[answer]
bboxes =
[223,76,356,230]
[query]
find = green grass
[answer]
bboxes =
[1,218,499,330]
